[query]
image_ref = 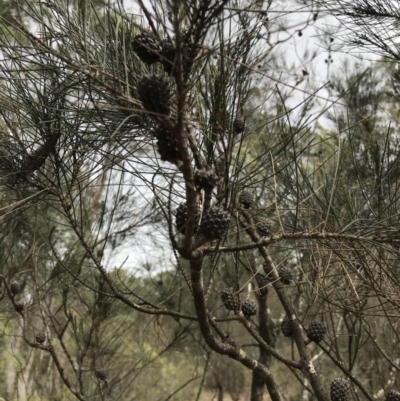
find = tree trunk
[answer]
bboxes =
[216,378,224,401]
[251,292,276,401]
[6,324,23,400]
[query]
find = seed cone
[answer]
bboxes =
[15,302,24,312]
[306,321,327,343]
[263,262,271,276]
[233,118,245,134]
[154,126,180,163]
[278,267,294,285]
[138,75,171,115]
[238,191,254,208]
[160,32,199,76]
[35,332,46,344]
[175,202,201,234]
[330,378,350,401]
[160,40,177,75]
[132,32,162,65]
[10,281,21,295]
[200,207,230,240]
[221,288,240,312]
[257,218,273,236]
[95,368,107,381]
[241,299,257,317]
[386,390,400,401]
[281,316,293,337]
[194,169,218,190]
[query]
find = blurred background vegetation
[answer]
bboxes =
[1,0,400,400]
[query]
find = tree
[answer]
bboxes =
[2,0,400,400]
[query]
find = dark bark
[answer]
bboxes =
[20,132,61,173]
[240,210,329,401]
[190,258,282,401]
[216,377,223,401]
[250,289,276,401]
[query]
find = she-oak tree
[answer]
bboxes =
[2,0,400,400]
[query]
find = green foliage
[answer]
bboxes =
[3,0,400,400]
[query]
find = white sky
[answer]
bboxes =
[101,0,376,275]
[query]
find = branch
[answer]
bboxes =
[239,210,329,401]
[189,257,282,401]
[204,231,400,254]
[239,314,303,369]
